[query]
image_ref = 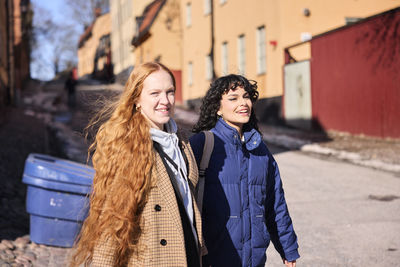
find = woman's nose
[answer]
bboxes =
[159,92,169,104]
[239,97,248,106]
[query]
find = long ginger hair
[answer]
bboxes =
[70,62,176,267]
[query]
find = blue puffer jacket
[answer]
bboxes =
[190,118,299,267]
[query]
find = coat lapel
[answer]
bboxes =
[153,138,207,257]
[153,152,185,243]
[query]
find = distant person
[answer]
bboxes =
[65,71,77,107]
[70,62,205,267]
[190,74,300,267]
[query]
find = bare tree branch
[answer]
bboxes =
[66,0,109,27]
[31,2,80,79]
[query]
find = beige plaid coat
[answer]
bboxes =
[91,138,206,266]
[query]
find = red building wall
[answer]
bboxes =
[171,70,182,104]
[310,9,400,138]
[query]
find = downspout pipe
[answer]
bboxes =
[6,0,15,106]
[210,0,216,80]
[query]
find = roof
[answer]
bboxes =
[78,24,94,48]
[78,12,110,48]
[131,0,166,47]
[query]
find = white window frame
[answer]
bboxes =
[221,42,228,75]
[256,25,266,74]
[188,61,193,86]
[237,34,245,75]
[205,55,213,80]
[204,0,211,15]
[186,2,192,27]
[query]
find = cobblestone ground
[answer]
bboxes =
[0,236,71,266]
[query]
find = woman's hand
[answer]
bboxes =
[283,259,296,267]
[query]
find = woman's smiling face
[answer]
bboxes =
[137,70,175,130]
[218,86,252,134]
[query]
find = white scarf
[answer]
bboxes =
[150,119,198,244]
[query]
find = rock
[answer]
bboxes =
[0,241,14,250]
[35,249,50,258]
[13,238,28,250]
[4,250,14,256]
[0,259,12,266]
[12,250,23,256]
[0,250,15,261]
[14,255,30,265]
[20,252,35,262]
[27,243,38,250]
[0,258,12,266]
[32,258,49,266]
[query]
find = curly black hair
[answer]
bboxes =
[192,74,260,133]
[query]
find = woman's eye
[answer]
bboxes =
[150,92,158,96]
[228,98,237,101]
[168,90,175,95]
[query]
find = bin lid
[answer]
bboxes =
[22,154,95,193]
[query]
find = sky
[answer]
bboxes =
[30,0,82,81]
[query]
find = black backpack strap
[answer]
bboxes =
[196,131,214,213]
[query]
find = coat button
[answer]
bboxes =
[160,239,167,246]
[154,204,161,211]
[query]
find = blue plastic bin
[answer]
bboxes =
[22,153,95,247]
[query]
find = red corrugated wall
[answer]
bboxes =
[310,9,400,138]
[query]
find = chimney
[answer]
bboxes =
[94,7,101,18]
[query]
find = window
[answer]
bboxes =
[237,34,245,75]
[256,26,266,74]
[221,42,228,75]
[186,3,192,27]
[345,17,362,25]
[188,62,193,86]
[300,32,312,42]
[205,55,213,80]
[204,0,211,15]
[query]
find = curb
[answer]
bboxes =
[300,144,400,173]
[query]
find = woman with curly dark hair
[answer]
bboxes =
[190,74,299,267]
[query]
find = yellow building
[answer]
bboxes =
[132,0,183,101]
[77,12,111,77]
[1,0,31,106]
[132,0,182,70]
[110,0,152,80]
[181,0,400,114]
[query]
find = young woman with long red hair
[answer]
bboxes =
[70,62,205,267]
